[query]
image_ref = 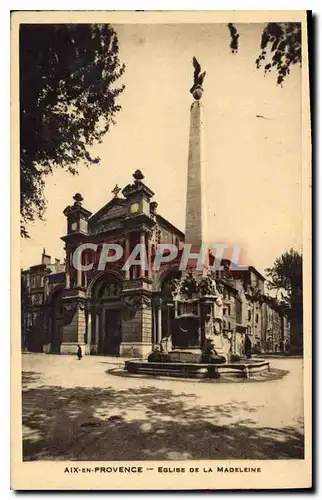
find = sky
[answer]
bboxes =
[20,22,302,275]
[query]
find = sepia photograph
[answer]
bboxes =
[11,10,312,490]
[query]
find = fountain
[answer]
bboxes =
[126,270,270,379]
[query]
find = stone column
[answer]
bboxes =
[152,303,157,345]
[77,266,82,287]
[157,303,162,343]
[167,304,173,337]
[65,249,71,289]
[95,313,100,347]
[83,252,88,289]
[140,232,145,278]
[71,245,83,287]
[124,237,130,280]
[147,235,152,279]
[87,309,92,353]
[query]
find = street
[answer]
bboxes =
[22,354,304,461]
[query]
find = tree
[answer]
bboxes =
[228,22,302,85]
[265,249,303,352]
[20,24,125,237]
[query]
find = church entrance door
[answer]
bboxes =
[90,275,123,356]
[104,309,122,355]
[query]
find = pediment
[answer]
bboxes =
[97,203,127,222]
[88,198,128,233]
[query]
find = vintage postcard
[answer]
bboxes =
[11,10,312,490]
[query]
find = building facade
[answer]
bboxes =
[21,170,290,357]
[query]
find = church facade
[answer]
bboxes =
[21,169,291,357]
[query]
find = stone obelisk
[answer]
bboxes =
[184,57,208,274]
[166,59,224,363]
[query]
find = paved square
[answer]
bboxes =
[22,354,304,461]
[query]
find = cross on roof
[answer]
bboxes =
[112,184,121,198]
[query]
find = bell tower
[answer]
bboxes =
[119,170,156,357]
[60,193,92,354]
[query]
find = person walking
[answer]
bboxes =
[77,344,83,360]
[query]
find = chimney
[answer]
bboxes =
[42,248,51,266]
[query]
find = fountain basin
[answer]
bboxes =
[125,359,270,379]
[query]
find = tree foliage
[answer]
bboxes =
[20,24,125,237]
[228,22,302,85]
[265,248,302,295]
[265,249,303,349]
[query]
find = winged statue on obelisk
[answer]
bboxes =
[190,57,206,100]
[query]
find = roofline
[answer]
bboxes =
[155,213,185,239]
[27,264,47,272]
[248,265,266,281]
